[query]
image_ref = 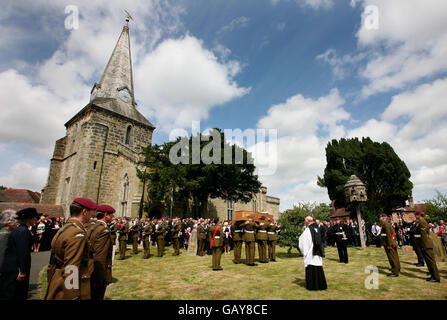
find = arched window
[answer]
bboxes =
[226,199,234,220]
[125,125,132,145]
[120,174,130,217]
[253,198,257,212]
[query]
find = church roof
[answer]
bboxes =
[66,24,155,129]
[1,189,41,203]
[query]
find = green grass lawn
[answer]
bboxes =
[39,244,447,300]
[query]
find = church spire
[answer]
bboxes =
[94,22,135,106]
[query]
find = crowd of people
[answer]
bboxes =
[0,199,445,299]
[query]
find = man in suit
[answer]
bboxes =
[45,198,97,300]
[209,218,224,270]
[414,211,440,282]
[0,208,38,300]
[379,214,400,277]
[88,204,114,300]
[333,218,349,263]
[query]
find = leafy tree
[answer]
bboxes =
[424,190,447,223]
[277,202,331,254]
[138,129,262,217]
[318,137,413,213]
[0,186,6,191]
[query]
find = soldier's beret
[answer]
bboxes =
[16,207,39,220]
[97,205,116,214]
[380,213,388,217]
[414,210,424,216]
[73,197,97,210]
[335,217,340,221]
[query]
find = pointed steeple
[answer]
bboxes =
[80,22,154,129]
[95,24,135,105]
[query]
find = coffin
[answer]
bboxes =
[235,210,273,222]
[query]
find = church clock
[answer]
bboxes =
[119,89,131,103]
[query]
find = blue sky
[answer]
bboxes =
[1,0,446,211]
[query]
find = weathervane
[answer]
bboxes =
[124,9,134,26]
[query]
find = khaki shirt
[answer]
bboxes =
[414,218,434,249]
[380,220,396,248]
[45,218,91,300]
[118,222,129,241]
[243,221,257,242]
[256,222,269,241]
[267,224,277,241]
[233,221,245,241]
[209,225,224,247]
[88,220,113,284]
[172,222,182,239]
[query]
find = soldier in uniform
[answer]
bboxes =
[267,218,277,262]
[232,220,244,264]
[379,214,400,277]
[333,218,349,263]
[209,218,224,270]
[256,216,269,263]
[171,217,182,256]
[129,218,141,255]
[109,218,118,247]
[407,220,425,267]
[45,197,97,300]
[414,211,440,282]
[243,215,257,266]
[155,218,167,257]
[116,217,129,260]
[88,205,114,300]
[197,219,207,257]
[142,219,153,259]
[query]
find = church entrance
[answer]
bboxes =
[148,205,165,219]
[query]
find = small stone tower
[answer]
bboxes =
[41,22,155,218]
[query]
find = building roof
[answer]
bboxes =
[329,200,350,219]
[65,25,154,129]
[1,189,41,203]
[0,202,64,218]
[0,192,12,202]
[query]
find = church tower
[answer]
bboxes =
[41,22,155,218]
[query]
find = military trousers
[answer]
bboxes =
[336,241,348,263]
[157,238,165,257]
[413,245,425,265]
[384,246,400,275]
[212,246,223,270]
[257,240,268,262]
[90,273,107,300]
[173,238,180,255]
[0,272,30,300]
[119,239,127,259]
[132,234,139,254]
[198,239,206,256]
[245,241,255,265]
[421,248,440,281]
[143,238,150,258]
[268,240,276,261]
[233,240,243,262]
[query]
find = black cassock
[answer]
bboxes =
[300,223,327,291]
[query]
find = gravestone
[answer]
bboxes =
[187,229,198,256]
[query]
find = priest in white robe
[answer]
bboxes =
[299,216,327,291]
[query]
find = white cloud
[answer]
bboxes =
[0,162,48,191]
[270,0,333,9]
[356,0,447,97]
[135,36,250,133]
[218,16,250,34]
[277,23,286,31]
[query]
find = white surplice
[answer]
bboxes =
[299,227,323,268]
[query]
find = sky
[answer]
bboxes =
[0,0,446,212]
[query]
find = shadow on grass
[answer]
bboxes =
[111,277,119,284]
[276,252,301,259]
[292,277,306,288]
[399,271,427,280]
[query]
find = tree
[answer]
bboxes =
[138,129,262,217]
[424,190,447,223]
[277,202,331,254]
[318,137,413,213]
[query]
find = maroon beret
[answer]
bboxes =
[414,210,424,216]
[97,205,115,214]
[335,217,340,221]
[380,213,388,217]
[73,197,97,210]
